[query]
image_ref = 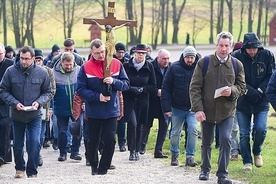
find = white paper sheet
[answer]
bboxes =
[214,86,230,98]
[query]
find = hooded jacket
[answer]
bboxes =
[232,32,275,113]
[0,60,51,123]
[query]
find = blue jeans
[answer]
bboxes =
[51,114,58,139]
[56,116,81,156]
[13,117,41,177]
[236,110,268,165]
[170,108,198,157]
[40,120,47,146]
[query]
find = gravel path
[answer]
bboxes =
[0,143,246,184]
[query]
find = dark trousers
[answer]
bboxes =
[86,117,117,173]
[141,114,169,154]
[201,116,233,178]
[0,116,12,162]
[116,119,126,146]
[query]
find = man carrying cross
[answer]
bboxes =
[76,39,129,175]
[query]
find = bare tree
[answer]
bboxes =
[257,0,264,38]
[237,0,245,41]
[192,10,207,47]
[248,0,253,32]
[209,0,214,44]
[151,0,161,49]
[95,0,106,17]
[10,0,40,48]
[225,0,233,33]
[171,0,186,44]
[160,0,169,44]
[126,1,138,44]
[216,0,224,34]
[263,0,271,45]
[1,0,8,45]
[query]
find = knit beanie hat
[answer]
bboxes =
[52,44,60,53]
[233,41,243,52]
[5,46,14,53]
[183,46,197,58]
[115,43,126,52]
[34,48,43,60]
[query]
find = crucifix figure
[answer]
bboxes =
[83,2,137,77]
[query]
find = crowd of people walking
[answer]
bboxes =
[0,31,275,184]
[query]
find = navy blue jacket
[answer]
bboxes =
[161,54,199,112]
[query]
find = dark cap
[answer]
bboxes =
[5,46,14,53]
[233,41,243,52]
[34,48,43,60]
[115,43,126,52]
[135,44,147,53]
[52,44,60,53]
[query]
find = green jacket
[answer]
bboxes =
[189,53,246,123]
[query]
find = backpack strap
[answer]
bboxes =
[202,56,210,78]
[202,55,238,78]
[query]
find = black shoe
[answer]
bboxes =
[70,154,82,160]
[0,157,4,167]
[92,167,98,175]
[109,164,116,170]
[86,159,90,166]
[135,152,140,161]
[43,142,50,148]
[171,154,179,166]
[217,177,233,184]
[66,145,71,153]
[52,139,58,150]
[98,170,107,175]
[186,157,198,167]
[58,155,67,161]
[139,148,145,155]
[129,152,135,161]
[154,152,168,159]
[119,145,126,152]
[38,155,43,166]
[199,171,209,181]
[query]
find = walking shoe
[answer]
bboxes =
[230,155,238,161]
[0,157,4,167]
[217,177,232,184]
[70,154,82,161]
[109,164,116,170]
[38,155,43,166]
[92,167,98,175]
[199,171,209,180]
[43,141,50,148]
[58,155,67,161]
[185,157,198,167]
[52,138,58,150]
[135,152,140,161]
[119,145,126,152]
[129,151,135,161]
[139,147,146,155]
[15,170,25,178]
[28,175,37,178]
[154,152,168,159]
[86,159,90,166]
[171,154,179,166]
[243,163,252,171]
[254,155,263,167]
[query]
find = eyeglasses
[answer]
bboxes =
[0,53,4,55]
[93,50,105,55]
[20,57,32,61]
[136,52,146,55]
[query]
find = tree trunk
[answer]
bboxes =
[2,0,8,45]
[256,0,264,39]
[248,0,253,32]
[209,0,214,44]
[216,0,224,34]
[171,0,186,44]
[226,0,233,34]
[126,0,137,44]
[237,0,244,41]
[264,0,270,45]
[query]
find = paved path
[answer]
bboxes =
[0,143,246,184]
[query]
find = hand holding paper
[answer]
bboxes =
[214,86,231,98]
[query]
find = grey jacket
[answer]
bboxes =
[0,60,51,123]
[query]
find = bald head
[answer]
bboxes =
[157,49,170,69]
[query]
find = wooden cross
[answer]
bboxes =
[83,2,137,77]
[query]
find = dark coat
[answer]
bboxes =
[161,54,199,113]
[232,33,275,113]
[0,58,14,117]
[148,58,170,119]
[122,58,156,123]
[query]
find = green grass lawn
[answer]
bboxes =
[146,109,276,184]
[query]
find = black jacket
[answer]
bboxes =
[148,58,170,118]
[232,33,275,113]
[161,54,199,112]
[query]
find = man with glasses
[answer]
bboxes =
[77,39,129,175]
[0,43,14,167]
[0,46,51,178]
